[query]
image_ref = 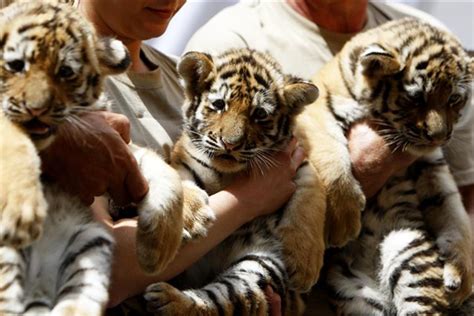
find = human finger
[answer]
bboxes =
[91,196,114,228]
[125,165,149,204]
[284,137,298,154]
[103,112,131,144]
[291,146,306,170]
[265,285,282,316]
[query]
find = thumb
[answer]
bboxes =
[125,166,149,204]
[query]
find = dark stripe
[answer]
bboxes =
[63,267,97,285]
[232,255,286,295]
[185,148,220,173]
[203,289,225,316]
[404,295,446,309]
[219,280,244,316]
[326,88,348,129]
[221,70,236,79]
[57,283,105,302]
[18,23,40,33]
[59,236,113,276]
[365,297,384,311]
[0,275,23,291]
[0,263,21,273]
[338,59,357,100]
[407,277,443,289]
[419,194,444,211]
[349,46,363,75]
[181,162,206,190]
[24,301,50,311]
[415,60,429,70]
[369,80,385,101]
[391,201,417,210]
[254,73,270,89]
[389,245,436,296]
[65,26,79,43]
[409,259,443,274]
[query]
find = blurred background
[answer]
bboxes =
[148,0,474,56]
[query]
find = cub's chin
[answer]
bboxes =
[21,119,57,151]
[212,153,247,174]
[405,142,445,157]
[33,136,56,151]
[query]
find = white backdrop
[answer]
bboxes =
[147,0,474,56]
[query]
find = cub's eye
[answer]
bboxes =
[448,93,462,105]
[6,59,25,73]
[211,99,226,111]
[253,108,268,121]
[57,65,74,79]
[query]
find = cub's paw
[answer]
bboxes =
[182,182,215,243]
[51,300,102,316]
[325,180,365,247]
[145,282,195,316]
[437,237,473,305]
[281,229,325,292]
[0,183,47,248]
[136,190,184,274]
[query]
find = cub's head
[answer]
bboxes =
[0,0,130,149]
[178,48,318,173]
[342,18,473,155]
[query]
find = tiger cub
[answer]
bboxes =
[144,48,324,315]
[0,1,189,314]
[302,18,473,314]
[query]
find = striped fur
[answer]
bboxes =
[0,1,186,314]
[0,187,114,316]
[307,18,474,314]
[144,48,324,315]
[0,0,132,249]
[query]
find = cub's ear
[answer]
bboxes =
[178,51,216,99]
[96,37,131,75]
[360,44,403,77]
[283,77,319,113]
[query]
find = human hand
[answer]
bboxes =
[348,121,417,198]
[265,286,282,316]
[40,111,149,205]
[225,138,306,221]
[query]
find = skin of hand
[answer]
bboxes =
[91,139,306,308]
[348,121,417,198]
[40,111,149,206]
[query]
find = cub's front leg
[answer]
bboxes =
[0,115,47,248]
[132,145,184,274]
[276,162,326,292]
[297,105,365,248]
[414,151,473,305]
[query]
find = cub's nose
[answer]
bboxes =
[221,138,243,151]
[27,106,50,117]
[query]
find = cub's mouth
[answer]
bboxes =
[22,119,56,140]
[216,153,238,161]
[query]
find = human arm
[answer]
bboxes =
[40,111,149,206]
[92,139,306,307]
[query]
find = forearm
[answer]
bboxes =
[107,189,249,307]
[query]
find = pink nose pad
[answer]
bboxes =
[27,107,49,117]
[222,140,241,151]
